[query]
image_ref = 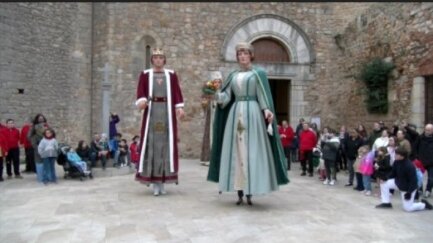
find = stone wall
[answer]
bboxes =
[91,2,375,158]
[7,3,431,158]
[319,2,433,130]
[0,3,92,144]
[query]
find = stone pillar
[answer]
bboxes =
[290,79,308,128]
[410,76,425,133]
[101,63,112,137]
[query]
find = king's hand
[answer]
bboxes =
[137,100,148,110]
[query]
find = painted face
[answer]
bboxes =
[152,55,165,69]
[237,50,252,66]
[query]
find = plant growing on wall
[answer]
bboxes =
[359,58,395,114]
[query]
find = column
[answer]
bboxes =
[411,76,425,133]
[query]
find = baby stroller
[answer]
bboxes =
[57,143,93,181]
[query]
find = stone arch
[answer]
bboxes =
[221,14,314,64]
[131,31,162,74]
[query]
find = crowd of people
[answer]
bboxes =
[0,112,141,184]
[278,118,433,212]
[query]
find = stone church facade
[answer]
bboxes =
[1,2,432,158]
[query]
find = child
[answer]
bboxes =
[129,135,140,169]
[353,145,369,191]
[37,128,58,184]
[118,139,129,167]
[321,130,340,186]
[374,146,392,197]
[360,149,375,196]
[66,147,89,175]
[413,159,425,200]
[76,140,91,166]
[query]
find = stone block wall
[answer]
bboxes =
[321,2,433,130]
[91,2,374,158]
[0,3,92,145]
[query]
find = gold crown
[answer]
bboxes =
[152,48,165,56]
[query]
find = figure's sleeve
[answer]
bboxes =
[256,73,270,111]
[135,72,148,106]
[171,72,184,108]
[215,83,232,109]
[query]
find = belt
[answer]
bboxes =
[151,96,167,102]
[236,96,257,101]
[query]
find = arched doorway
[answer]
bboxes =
[252,37,291,124]
[220,14,315,128]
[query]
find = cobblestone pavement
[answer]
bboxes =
[1,160,432,243]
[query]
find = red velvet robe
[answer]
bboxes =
[135,68,184,183]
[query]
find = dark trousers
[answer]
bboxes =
[426,166,433,192]
[355,172,364,190]
[90,152,107,168]
[324,159,336,180]
[6,148,20,176]
[0,157,4,178]
[25,147,36,172]
[336,148,347,170]
[347,158,356,184]
[284,146,291,170]
[301,150,313,174]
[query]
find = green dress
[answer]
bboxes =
[208,66,289,195]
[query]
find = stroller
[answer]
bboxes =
[57,143,93,181]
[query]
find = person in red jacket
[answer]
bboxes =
[4,119,22,179]
[21,118,35,173]
[0,123,9,181]
[279,120,294,170]
[129,135,140,169]
[299,122,317,176]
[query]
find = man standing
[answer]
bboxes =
[21,118,35,173]
[299,122,317,176]
[4,119,22,179]
[279,120,294,170]
[135,48,184,196]
[414,124,433,198]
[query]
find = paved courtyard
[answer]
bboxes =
[1,159,432,243]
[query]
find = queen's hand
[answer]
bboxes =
[264,109,274,123]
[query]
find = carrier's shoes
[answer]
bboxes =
[323,179,329,185]
[329,180,335,186]
[153,184,160,196]
[424,191,431,198]
[345,183,353,187]
[365,190,371,196]
[159,184,167,195]
[246,195,253,206]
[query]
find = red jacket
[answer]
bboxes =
[279,126,294,147]
[0,124,9,156]
[129,142,140,163]
[20,123,32,148]
[299,129,317,151]
[4,127,20,150]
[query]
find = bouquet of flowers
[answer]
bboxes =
[202,80,220,95]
